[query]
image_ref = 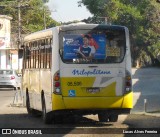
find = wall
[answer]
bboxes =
[0,15,14,69]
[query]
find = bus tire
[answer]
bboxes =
[108,114,118,122]
[98,113,109,122]
[42,95,52,124]
[26,92,40,116]
[26,92,32,115]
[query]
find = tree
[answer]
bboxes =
[0,0,60,34]
[79,0,160,66]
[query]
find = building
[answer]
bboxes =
[0,15,19,70]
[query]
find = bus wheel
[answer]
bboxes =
[26,92,32,115]
[98,113,109,122]
[108,115,118,122]
[42,95,52,124]
[26,92,40,116]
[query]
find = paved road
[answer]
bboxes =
[0,89,16,113]
[132,67,160,113]
[0,89,15,102]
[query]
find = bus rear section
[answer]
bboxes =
[52,24,132,122]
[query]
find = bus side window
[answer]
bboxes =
[46,38,52,69]
[26,46,30,59]
[35,41,39,69]
[26,46,30,69]
[49,38,52,68]
[40,40,45,68]
[37,41,41,68]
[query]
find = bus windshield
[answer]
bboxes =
[59,27,126,64]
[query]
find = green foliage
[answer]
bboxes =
[0,0,59,33]
[79,0,160,66]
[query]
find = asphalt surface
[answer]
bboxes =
[132,67,160,115]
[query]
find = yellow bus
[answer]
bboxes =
[22,23,132,124]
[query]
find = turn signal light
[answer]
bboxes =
[126,76,131,81]
[54,75,59,81]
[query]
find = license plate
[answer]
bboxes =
[86,88,100,93]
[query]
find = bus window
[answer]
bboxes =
[59,28,126,64]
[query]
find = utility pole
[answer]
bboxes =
[18,0,21,47]
[43,7,46,29]
[104,17,108,24]
[17,0,29,72]
[43,8,57,29]
[17,0,21,72]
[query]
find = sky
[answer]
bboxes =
[47,0,93,22]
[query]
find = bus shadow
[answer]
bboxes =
[0,112,113,134]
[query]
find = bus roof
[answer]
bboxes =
[24,28,53,42]
[59,23,127,32]
[23,24,128,42]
